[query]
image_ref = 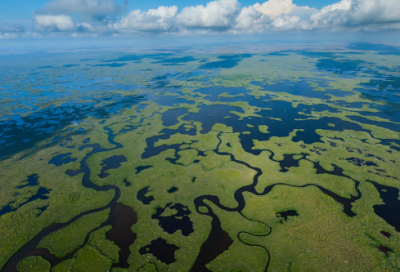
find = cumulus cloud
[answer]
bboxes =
[115,6,178,32]
[251,0,316,31]
[309,0,400,29]
[176,0,240,30]
[24,0,400,36]
[252,0,400,31]
[234,6,262,30]
[175,0,262,31]
[254,0,296,19]
[34,14,76,32]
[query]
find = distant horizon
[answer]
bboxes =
[1,32,400,55]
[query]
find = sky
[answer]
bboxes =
[0,0,399,39]
[0,0,337,19]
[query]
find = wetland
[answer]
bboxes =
[1,42,400,271]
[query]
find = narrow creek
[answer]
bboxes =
[5,123,363,272]
[3,125,138,271]
[191,133,363,271]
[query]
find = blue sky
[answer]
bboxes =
[0,0,399,39]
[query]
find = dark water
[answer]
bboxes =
[65,169,83,177]
[142,125,196,159]
[362,76,400,91]
[152,203,194,236]
[147,73,180,89]
[17,174,39,189]
[347,43,400,55]
[300,52,336,58]
[254,79,353,99]
[0,94,145,160]
[316,58,369,74]
[276,210,298,222]
[136,166,152,174]
[107,203,138,268]
[347,115,400,132]
[151,95,194,107]
[92,63,128,68]
[371,181,400,232]
[146,101,392,161]
[267,52,289,56]
[137,187,154,205]
[190,201,233,272]
[193,86,248,102]
[349,105,400,124]
[152,56,198,66]
[357,89,400,104]
[162,108,189,126]
[99,155,127,178]
[139,238,179,265]
[181,103,369,155]
[103,53,174,63]
[277,154,308,172]
[0,186,50,217]
[199,54,253,69]
[168,187,178,193]
[2,125,138,271]
[49,153,77,166]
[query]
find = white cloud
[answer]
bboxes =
[234,6,263,30]
[176,0,240,30]
[115,6,178,32]
[22,0,400,37]
[254,0,295,19]
[34,14,76,31]
[309,0,400,29]
[251,0,400,32]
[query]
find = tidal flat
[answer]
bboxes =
[1,42,400,271]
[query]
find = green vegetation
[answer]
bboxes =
[1,47,400,272]
[18,256,50,272]
[38,209,110,257]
